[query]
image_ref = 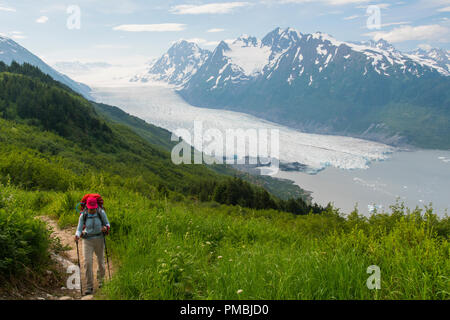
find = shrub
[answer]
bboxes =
[0,206,51,277]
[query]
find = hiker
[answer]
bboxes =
[74,196,110,295]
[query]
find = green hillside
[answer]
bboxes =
[92,101,310,201]
[0,62,318,211]
[93,102,175,151]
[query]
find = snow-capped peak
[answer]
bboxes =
[372,39,395,51]
[131,39,211,86]
[233,34,260,47]
[132,26,450,88]
[353,39,396,52]
[407,46,450,76]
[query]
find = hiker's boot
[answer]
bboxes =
[84,288,93,295]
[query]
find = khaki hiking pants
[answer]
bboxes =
[83,237,105,290]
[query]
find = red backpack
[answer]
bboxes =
[78,193,104,214]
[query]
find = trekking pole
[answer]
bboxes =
[76,240,83,297]
[103,234,111,280]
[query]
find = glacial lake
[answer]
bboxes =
[274,149,450,216]
[92,85,450,216]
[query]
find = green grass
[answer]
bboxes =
[39,186,448,300]
[1,173,448,299]
[0,183,54,279]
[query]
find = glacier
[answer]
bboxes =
[91,84,394,173]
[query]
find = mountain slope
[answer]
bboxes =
[0,62,315,212]
[93,102,176,151]
[0,36,91,98]
[131,40,210,86]
[141,27,450,149]
[408,47,450,75]
[92,100,310,201]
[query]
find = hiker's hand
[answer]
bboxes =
[74,236,79,242]
[102,226,107,233]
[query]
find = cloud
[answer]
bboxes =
[365,24,450,43]
[373,3,391,9]
[280,0,392,7]
[358,21,410,31]
[281,0,372,5]
[207,28,225,33]
[418,43,432,50]
[357,2,391,9]
[378,21,410,28]
[39,4,66,13]
[327,0,371,4]
[170,2,251,15]
[175,38,221,47]
[204,41,221,46]
[438,6,450,12]
[318,10,343,16]
[343,15,359,20]
[1,31,26,40]
[113,24,186,32]
[36,16,49,24]
[0,5,15,12]
[94,44,130,49]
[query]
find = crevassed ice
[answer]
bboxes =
[91,86,394,172]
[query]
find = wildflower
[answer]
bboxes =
[237,289,243,294]
[218,256,223,259]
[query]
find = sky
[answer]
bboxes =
[0,0,449,69]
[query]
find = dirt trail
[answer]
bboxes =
[37,216,115,300]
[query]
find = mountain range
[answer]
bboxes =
[1,29,449,149]
[134,27,450,149]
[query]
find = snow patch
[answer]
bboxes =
[287,74,294,85]
[224,40,272,76]
[316,44,327,56]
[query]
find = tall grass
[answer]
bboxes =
[0,183,53,279]
[2,183,448,299]
[88,189,448,300]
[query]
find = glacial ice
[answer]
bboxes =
[91,85,395,173]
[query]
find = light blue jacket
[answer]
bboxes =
[75,208,110,240]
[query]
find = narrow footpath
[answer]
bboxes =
[35,216,115,300]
